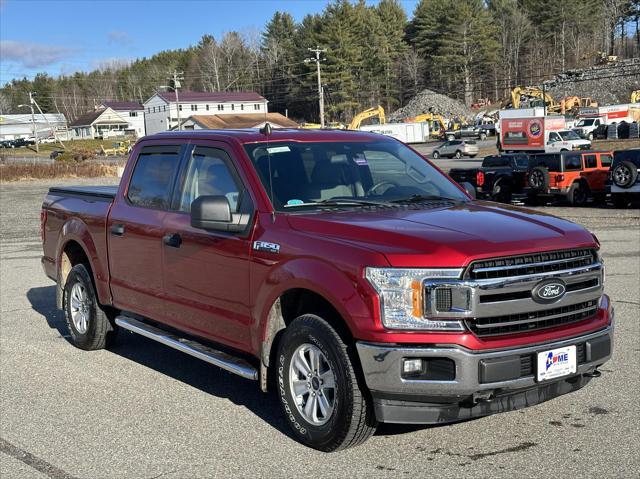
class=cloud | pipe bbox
[0,40,74,68]
[107,31,133,46]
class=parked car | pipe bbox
[608,149,640,208]
[525,150,612,205]
[0,139,14,148]
[572,117,606,141]
[431,140,479,159]
[41,129,613,451]
[445,126,489,141]
[449,153,529,203]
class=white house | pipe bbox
[100,101,145,137]
[70,103,144,139]
[0,113,67,140]
[143,91,268,135]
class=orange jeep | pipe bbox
[525,151,613,205]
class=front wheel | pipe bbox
[587,132,594,141]
[567,182,589,206]
[277,314,377,451]
[454,150,462,159]
[432,150,440,159]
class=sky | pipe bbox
[0,0,420,85]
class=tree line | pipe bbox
[1,0,638,123]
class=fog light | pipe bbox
[403,358,423,375]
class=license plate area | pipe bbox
[537,345,577,382]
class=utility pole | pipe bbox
[32,93,65,149]
[306,47,327,128]
[29,92,39,154]
[172,70,184,131]
[162,71,184,131]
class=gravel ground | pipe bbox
[1,178,638,479]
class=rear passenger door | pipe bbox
[161,143,256,351]
[108,144,183,321]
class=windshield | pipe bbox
[558,130,581,141]
[576,119,595,127]
[243,140,468,210]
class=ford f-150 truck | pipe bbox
[41,128,613,452]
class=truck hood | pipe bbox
[286,201,596,268]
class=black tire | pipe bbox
[612,193,630,208]
[567,182,589,206]
[612,161,638,189]
[63,264,117,350]
[454,150,462,159]
[528,166,549,191]
[277,314,377,451]
[432,150,440,159]
[479,133,487,141]
[493,180,513,203]
[587,132,594,141]
[469,154,477,158]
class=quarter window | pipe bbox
[585,154,597,168]
[178,147,242,213]
[600,154,612,167]
[564,154,582,170]
[127,147,181,209]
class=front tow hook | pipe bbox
[583,369,602,378]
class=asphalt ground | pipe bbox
[1,177,638,479]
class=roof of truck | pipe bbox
[146,128,390,144]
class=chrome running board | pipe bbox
[115,316,258,380]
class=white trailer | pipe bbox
[359,122,430,144]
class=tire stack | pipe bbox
[629,122,639,140]
[607,124,618,140]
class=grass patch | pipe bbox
[0,161,124,182]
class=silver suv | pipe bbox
[432,140,479,159]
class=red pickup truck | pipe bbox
[41,129,613,451]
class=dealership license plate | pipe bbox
[537,346,577,382]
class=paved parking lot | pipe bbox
[1,178,638,478]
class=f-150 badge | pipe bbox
[253,241,280,254]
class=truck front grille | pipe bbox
[467,300,599,337]
[467,249,597,280]
[460,249,603,338]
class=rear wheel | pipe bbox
[479,133,487,141]
[493,180,513,203]
[567,182,589,206]
[277,314,377,451]
[63,264,117,350]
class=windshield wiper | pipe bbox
[389,194,461,204]
[283,198,388,208]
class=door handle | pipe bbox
[163,233,182,248]
[110,224,125,236]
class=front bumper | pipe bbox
[356,312,613,424]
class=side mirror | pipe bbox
[461,181,476,199]
[191,195,244,232]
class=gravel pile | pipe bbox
[541,58,640,105]
[389,89,474,121]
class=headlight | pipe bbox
[365,267,467,331]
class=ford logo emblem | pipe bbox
[532,279,567,304]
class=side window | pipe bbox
[127,146,181,209]
[585,154,597,168]
[600,154,612,167]
[178,147,243,213]
[549,133,561,142]
[564,154,582,171]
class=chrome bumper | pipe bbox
[356,317,613,423]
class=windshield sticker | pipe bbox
[354,154,368,165]
[266,146,291,154]
[286,199,304,206]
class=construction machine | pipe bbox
[506,86,560,113]
[560,96,598,114]
[348,106,385,130]
[99,140,132,156]
[403,112,454,139]
[632,90,640,103]
[582,51,618,65]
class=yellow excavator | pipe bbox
[98,140,132,156]
[582,51,618,65]
[348,106,385,130]
[560,96,598,114]
[631,90,640,103]
[506,86,560,113]
[404,112,454,139]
